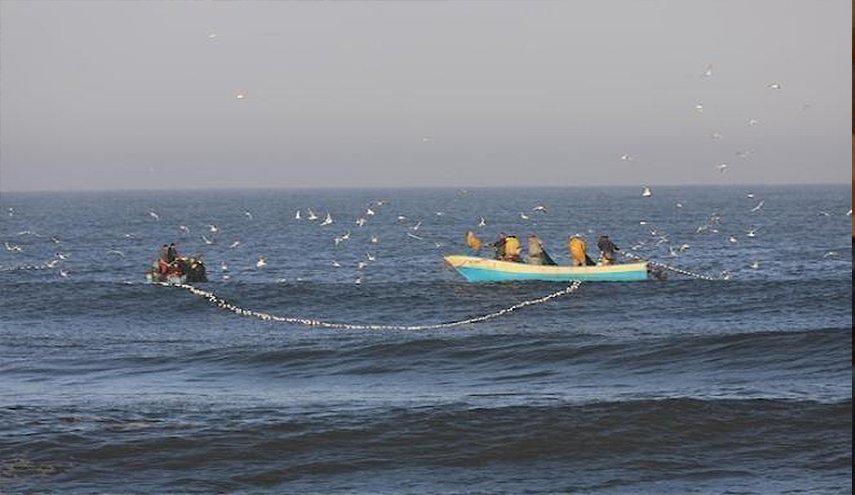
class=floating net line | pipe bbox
[622,252,726,281]
[164,281,584,330]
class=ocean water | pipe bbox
[0,185,851,494]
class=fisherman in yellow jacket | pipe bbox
[464,230,482,253]
[502,235,522,262]
[568,235,594,267]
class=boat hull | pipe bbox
[444,255,649,283]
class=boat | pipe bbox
[444,255,649,283]
[145,255,208,284]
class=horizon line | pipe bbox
[0,181,850,195]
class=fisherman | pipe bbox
[568,235,595,267]
[158,244,170,274]
[503,235,522,262]
[597,235,620,265]
[489,233,508,260]
[527,234,557,266]
[465,230,482,253]
[166,243,178,263]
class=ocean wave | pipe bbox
[1,398,850,493]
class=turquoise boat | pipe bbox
[444,255,649,283]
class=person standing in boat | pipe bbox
[527,234,557,266]
[502,235,523,262]
[568,235,595,267]
[489,233,508,260]
[597,235,620,265]
[158,244,170,274]
[166,243,179,263]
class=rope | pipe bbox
[163,281,583,330]
[622,252,726,281]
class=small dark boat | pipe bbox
[146,256,207,284]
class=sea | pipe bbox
[0,185,851,494]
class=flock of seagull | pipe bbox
[2,188,850,283]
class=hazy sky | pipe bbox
[0,0,850,191]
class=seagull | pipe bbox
[531,205,548,213]
[208,224,220,233]
[366,253,376,261]
[148,211,160,221]
[365,207,376,216]
[370,235,379,244]
[307,209,318,221]
[411,221,422,231]
[478,216,486,227]
[320,213,333,226]
[229,240,241,249]
[747,118,760,127]
[355,217,367,227]
[750,261,760,269]
[221,261,229,272]
[750,201,765,213]
[45,259,60,268]
[256,256,267,268]
[55,252,69,260]
[295,210,302,220]
[823,251,839,258]
[737,151,753,159]
[746,193,755,198]
[179,225,191,234]
[620,154,635,162]
[846,209,852,217]
[435,211,444,216]
[340,231,351,241]
[4,242,22,252]
[235,93,246,100]
[356,261,367,270]
[711,131,723,140]
[7,208,13,217]
[695,103,704,113]
[702,64,713,77]
[675,203,683,209]
[106,249,125,257]
[818,211,831,217]
[244,211,253,220]
[519,212,530,220]
[639,221,649,225]
[354,276,362,285]
[768,82,781,90]
[201,235,214,245]
[746,227,759,238]
[729,235,739,244]
[641,186,652,198]
[397,215,408,222]
[407,233,424,240]
[59,270,69,278]
[716,163,728,174]
[50,236,62,244]
[331,260,341,268]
